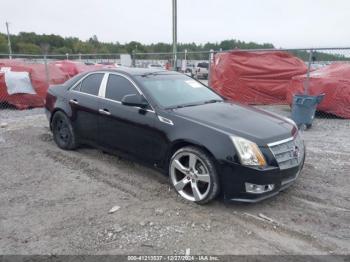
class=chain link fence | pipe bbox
[0,53,123,112]
[1,48,350,124]
[132,48,350,122]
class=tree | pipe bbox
[88,35,99,47]
[51,46,73,54]
[125,41,145,54]
[16,42,41,54]
[0,31,347,62]
[73,41,93,54]
[0,35,8,53]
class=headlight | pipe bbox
[230,136,266,167]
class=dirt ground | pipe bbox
[0,105,349,255]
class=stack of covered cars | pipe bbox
[210,51,308,105]
[0,60,69,109]
[286,63,350,118]
[0,59,114,109]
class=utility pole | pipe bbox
[172,0,177,71]
[5,22,13,59]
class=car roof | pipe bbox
[96,67,181,77]
[64,68,184,87]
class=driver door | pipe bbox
[98,73,158,163]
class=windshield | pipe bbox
[137,74,223,108]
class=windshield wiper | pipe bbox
[167,103,202,110]
[167,100,223,110]
[203,99,223,104]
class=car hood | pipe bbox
[171,102,296,146]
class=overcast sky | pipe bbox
[1,0,349,48]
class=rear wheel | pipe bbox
[52,111,77,150]
[169,146,219,204]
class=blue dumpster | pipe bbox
[291,94,325,128]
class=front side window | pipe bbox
[105,74,138,101]
[137,74,222,108]
[78,73,104,95]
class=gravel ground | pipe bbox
[0,105,349,255]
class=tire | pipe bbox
[51,111,77,150]
[169,146,220,204]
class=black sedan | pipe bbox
[45,68,305,204]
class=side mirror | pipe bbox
[121,94,148,108]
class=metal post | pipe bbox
[44,54,50,85]
[66,53,69,60]
[208,49,214,85]
[172,0,177,71]
[5,22,13,59]
[41,43,50,85]
[304,49,313,95]
[132,50,136,67]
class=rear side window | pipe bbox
[105,74,138,101]
[197,63,208,69]
[78,73,104,95]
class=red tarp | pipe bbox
[0,59,116,109]
[210,51,308,104]
[51,60,117,77]
[286,63,350,118]
[0,60,69,109]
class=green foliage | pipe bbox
[51,46,73,54]
[0,31,347,61]
[0,35,8,53]
[72,41,94,54]
[290,50,347,62]
[16,42,41,54]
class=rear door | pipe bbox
[67,73,105,142]
[98,73,159,163]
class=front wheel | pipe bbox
[169,146,220,204]
[52,111,77,150]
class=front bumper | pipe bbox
[197,73,208,79]
[220,152,305,203]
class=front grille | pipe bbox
[268,134,304,170]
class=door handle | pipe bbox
[69,99,79,105]
[99,109,111,115]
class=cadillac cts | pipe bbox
[45,68,305,204]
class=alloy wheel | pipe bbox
[170,152,211,202]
